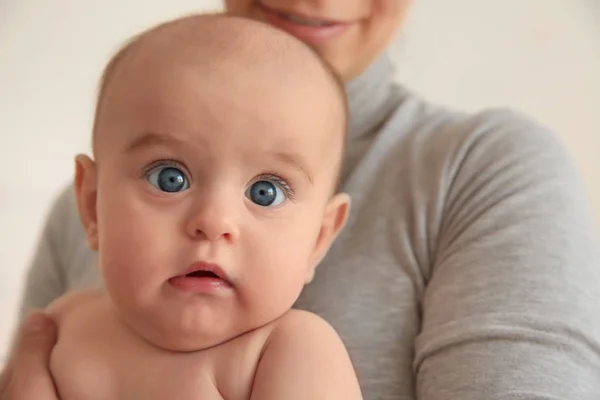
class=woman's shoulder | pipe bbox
[44,182,86,250]
[380,90,572,183]
[46,182,78,225]
[393,88,562,155]
[39,181,96,286]
[438,106,565,162]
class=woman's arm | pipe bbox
[416,110,600,399]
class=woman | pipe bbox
[3,1,600,399]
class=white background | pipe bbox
[1,0,599,360]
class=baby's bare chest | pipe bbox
[50,301,265,400]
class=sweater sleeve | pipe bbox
[415,110,600,399]
[18,184,76,318]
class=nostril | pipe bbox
[190,229,232,242]
[191,228,209,240]
[186,216,235,241]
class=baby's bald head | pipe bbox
[77,16,351,346]
[92,14,347,186]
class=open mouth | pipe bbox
[183,263,229,282]
[186,270,220,279]
[168,261,233,292]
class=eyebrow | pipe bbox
[273,151,313,185]
[124,132,313,184]
[123,132,185,153]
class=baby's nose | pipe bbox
[185,198,238,243]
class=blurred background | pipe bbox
[1,0,599,361]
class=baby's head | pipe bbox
[75,13,350,351]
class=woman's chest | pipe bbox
[295,176,430,399]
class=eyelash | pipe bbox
[254,173,296,201]
[141,161,296,200]
[142,159,188,179]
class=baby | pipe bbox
[47,13,361,400]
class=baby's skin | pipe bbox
[47,14,360,400]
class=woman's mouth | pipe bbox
[258,4,351,45]
[276,12,335,27]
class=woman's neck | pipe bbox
[344,53,397,141]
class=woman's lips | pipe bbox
[258,4,351,45]
[169,262,233,293]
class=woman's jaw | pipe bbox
[224,0,412,81]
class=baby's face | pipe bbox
[89,30,347,350]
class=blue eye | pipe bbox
[245,180,286,207]
[147,166,190,193]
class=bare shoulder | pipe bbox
[250,310,362,400]
[269,309,341,341]
[45,287,106,323]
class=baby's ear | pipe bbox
[306,193,351,283]
[74,154,99,250]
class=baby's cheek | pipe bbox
[252,219,319,291]
[96,189,178,298]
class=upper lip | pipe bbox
[181,261,231,283]
[259,3,345,25]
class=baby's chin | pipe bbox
[118,308,249,352]
[140,328,237,352]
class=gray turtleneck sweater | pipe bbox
[19,55,600,399]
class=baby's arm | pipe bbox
[250,310,362,400]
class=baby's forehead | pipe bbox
[94,14,346,170]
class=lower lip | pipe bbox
[259,5,350,46]
[169,276,232,293]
